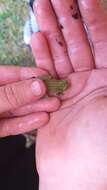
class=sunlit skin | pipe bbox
[30,0,107,189]
[0,66,60,137]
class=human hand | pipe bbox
[31,0,107,189]
[0,65,60,137]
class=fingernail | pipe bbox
[31,81,42,96]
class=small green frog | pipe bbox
[39,75,69,95]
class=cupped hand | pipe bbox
[31,0,107,189]
[0,66,60,137]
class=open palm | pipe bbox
[31,0,107,189]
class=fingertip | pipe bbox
[31,79,47,97]
[30,32,47,50]
[39,112,50,127]
[51,97,61,111]
[29,112,49,130]
[35,112,50,129]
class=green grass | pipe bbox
[0,0,34,66]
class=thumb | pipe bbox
[0,78,46,113]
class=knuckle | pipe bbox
[3,84,21,109]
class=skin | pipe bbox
[30,0,107,189]
[0,66,60,137]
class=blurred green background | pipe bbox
[0,0,34,65]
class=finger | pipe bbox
[0,78,46,113]
[34,0,73,78]
[0,65,48,85]
[0,112,49,137]
[0,97,61,118]
[79,0,107,68]
[50,0,94,71]
[30,32,56,77]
